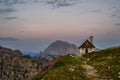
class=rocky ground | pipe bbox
[0,46,60,80]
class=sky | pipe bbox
[0,0,120,53]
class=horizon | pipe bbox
[0,37,119,52]
[0,0,120,53]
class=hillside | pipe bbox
[33,46,120,80]
[33,54,88,80]
[82,46,120,79]
[37,40,79,60]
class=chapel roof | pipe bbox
[79,40,95,48]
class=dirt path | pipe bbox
[82,64,99,80]
[76,54,99,79]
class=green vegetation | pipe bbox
[83,47,120,80]
[33,54,87,80]
[33,46,120,80]
[32,74,43,80]
[42,55,87,80]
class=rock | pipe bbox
[14,50,23,56]
[0,46,22,56]
[37,40,79,60]
[0,46,60,80]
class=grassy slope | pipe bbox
[83,47,120,79]
[42,55,88,80]
[33,47,120,80]
[33,55,88,80]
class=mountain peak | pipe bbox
[37,40,79,60]
[55,40,67,43]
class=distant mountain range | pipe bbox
[0,37,19,41]
[36,40,79,60]
[22,51,38,57]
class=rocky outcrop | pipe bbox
[0,46,22,56]
[0,46,60,80]
[37,40,79,60]
[0,56,60,80]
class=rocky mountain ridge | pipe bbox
[0,46,60,80]
[0,46,22,56]
[37,40,79,60]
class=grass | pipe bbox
[33,54,88,80]
[42,55,87,80]
[32,74,43,80]
[33,46,120,80]
[83,47,120,79]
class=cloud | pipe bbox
[0,37,19,41]
[0,8,16,14]
[91,9,102,13]
[0,0,82,8]
[114,23,120,26]
[118,16,120,18]
[111,9,120,19]
[0,0,27,6]
[42,0,82,8]
[4,16,17,20]
[0,8,17,20]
